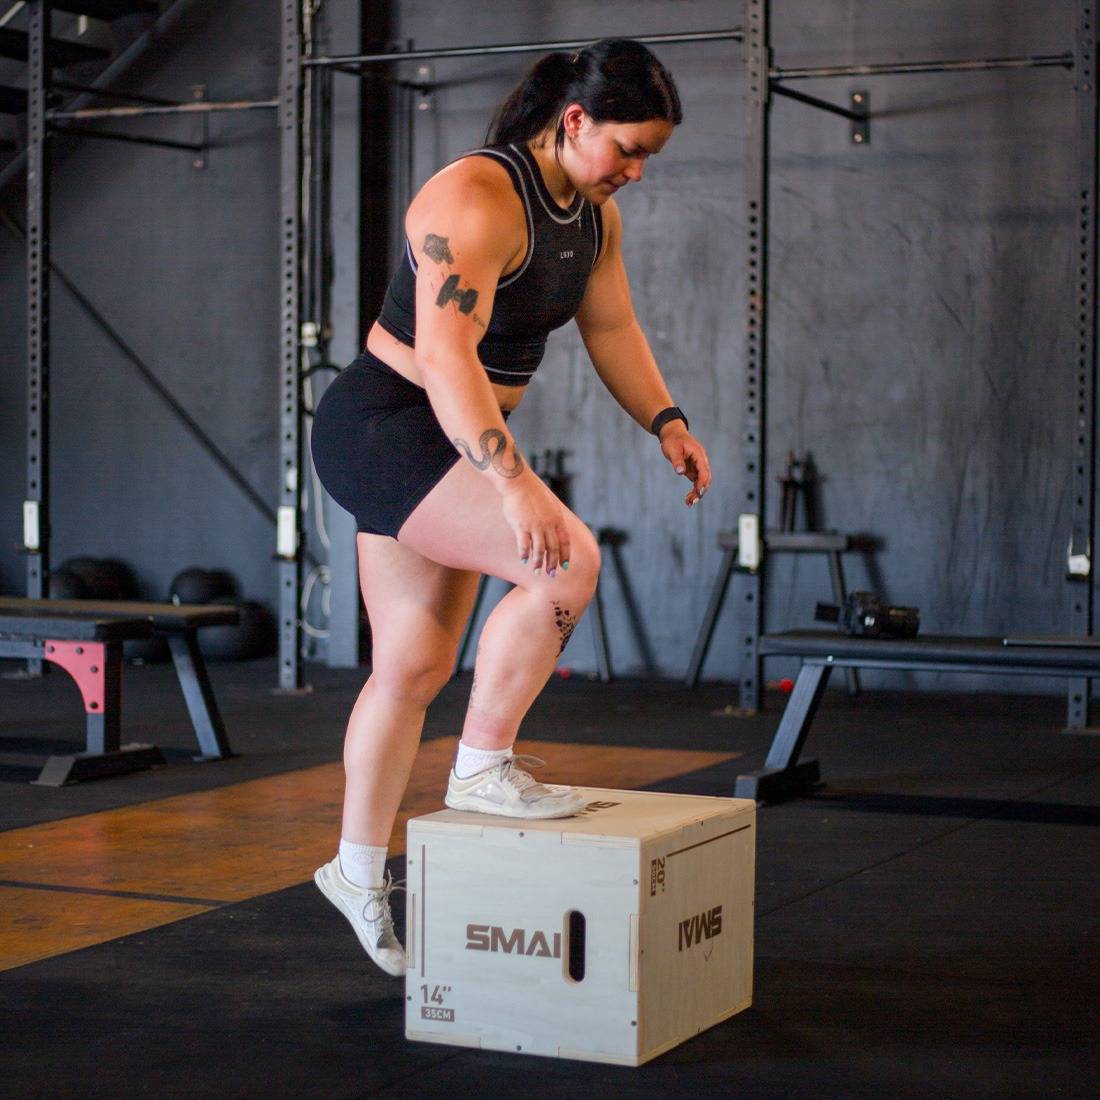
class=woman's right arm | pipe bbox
[407,166,572,574]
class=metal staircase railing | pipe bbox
[0,0,198,187]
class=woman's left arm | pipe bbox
[575,197,712,506]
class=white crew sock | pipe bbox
[454,742,512,779]
[338,839,387,890]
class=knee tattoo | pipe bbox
[552,601,578,656]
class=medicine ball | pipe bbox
[170,567,237,606]
[57,556,137,601]
[48,567,90,600]
[206,570,239,601]
[199,599,277,661]
[87,558,140,602]
[57,556,102,597]
[97,559,139,600]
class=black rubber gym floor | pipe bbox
[2,658,1098,1098]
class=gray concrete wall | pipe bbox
[0,0,1090,696]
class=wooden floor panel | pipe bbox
[0,739,737,970]
[0,886,211,971]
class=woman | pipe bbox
[310,38,712,976]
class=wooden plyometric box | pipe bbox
[405,788,756,1066]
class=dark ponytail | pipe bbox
[486,38,682,149]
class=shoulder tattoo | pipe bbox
[423,233,454,264]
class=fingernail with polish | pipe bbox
[533,567,542,576]
[676,465,686,474]
[548,569,557,578]
[521,557,529,565]
[561,561,570,571]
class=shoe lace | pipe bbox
[362,870,406,945]
[500,753,551,795]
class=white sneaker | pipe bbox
[314,858,406,976]
[444,753,587,819]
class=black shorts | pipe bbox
[311,349,508,538]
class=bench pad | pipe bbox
[0,612,151,642]
[0,597,238,631]
[759,630,1100,672]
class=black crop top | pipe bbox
[377,142,604,386]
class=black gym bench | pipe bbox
[0,597,239,786]
[736,630,1100,804]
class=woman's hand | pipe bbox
[500,471,573,576]
[660,424,712,507]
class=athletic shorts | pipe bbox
[310,348,509,538]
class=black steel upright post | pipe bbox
[313,67,333,360]
[278,0,304,690]
[1071,0,1099,730]
[737,0,770,713]
[25,1,50,676]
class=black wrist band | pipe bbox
[650,406,689,436]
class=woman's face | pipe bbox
[559,106,675,203]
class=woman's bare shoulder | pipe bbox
[406,153,525,264]
[413,152,521,217]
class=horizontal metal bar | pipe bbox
[1004,636,1100,649]
[771,83,862,120]
[53,0,159,20]
[801,657,1100,678]
[51,124,204,152]
[329,61,376,78]
[0,639,43,660]
[305,28,743,69]
[52,79,182,107]
[772,52,1074,81]
[0,0,220,197]
[47,97,278,121]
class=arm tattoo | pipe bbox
[436,273,479,315]
[423,233,454,264]
[452,429,526,478]
[423,232,483,323]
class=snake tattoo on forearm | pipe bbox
[453,429,526,479]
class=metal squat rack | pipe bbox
[278,11,742,688]
[19,0,739,690]
[20,0,282,675]
[22,2,1098,714]
[736,1,1097,729]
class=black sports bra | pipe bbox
[377,142,603,386]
